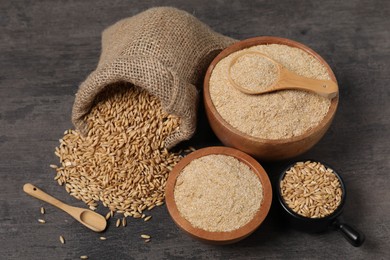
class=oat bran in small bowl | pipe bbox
[165,146,272,244]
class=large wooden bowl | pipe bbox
[165,146,272,244]
[203,37,339,161]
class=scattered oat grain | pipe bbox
[188,146,196,152]
[52,84,181,218]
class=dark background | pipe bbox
[1,0,389,259]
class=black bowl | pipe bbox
[276,160,365,247]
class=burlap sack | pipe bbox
[72,7,236,148]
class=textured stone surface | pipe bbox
[0,0,389,259]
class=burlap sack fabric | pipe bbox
[72,7,236,148]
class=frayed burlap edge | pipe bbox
[71,7,237,149]
[72,55,199,149]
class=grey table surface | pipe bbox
[1,0,389,259]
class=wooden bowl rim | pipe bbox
[165,146,272,243]
[203,36,339,145]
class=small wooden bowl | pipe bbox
[165,146,272,244]
[203,36,339,161]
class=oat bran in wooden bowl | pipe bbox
[203,36,339,161]
[165,146,272,244]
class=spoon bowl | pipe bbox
[79,210,107,232]
[23,183,107,232]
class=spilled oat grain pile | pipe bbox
[174,154,263,232]
[280,161,342,218]
[52,83,181,218]
[209,44,332,139]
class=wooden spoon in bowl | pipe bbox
[23,183,106,232]
[228,51,338,99]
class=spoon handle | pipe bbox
[277,68,338,99]
[23,183,70,212]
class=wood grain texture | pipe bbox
[203,36,339,161]
[165,147,272,245]
[0,0,389,259]
[23,183,107,232]
[226,49,339,98]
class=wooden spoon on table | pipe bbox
[23,183,107,232]
[228,51,338,99]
